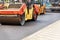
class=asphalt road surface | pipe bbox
[0,12,60,40]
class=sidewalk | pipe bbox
[22,20,60,40]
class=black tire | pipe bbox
[51,9,55,12]
[40,12,44,15]
[32,13,38,21]
[18,14,25,26]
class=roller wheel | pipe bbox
[32,13,38,21]
[40,8,45,15]
[19,14,25,26]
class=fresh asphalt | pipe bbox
[0,12,60,40]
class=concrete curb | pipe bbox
[22,20,60,40]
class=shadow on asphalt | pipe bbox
[0,20,40,27]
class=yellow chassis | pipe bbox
[25,7,33,21]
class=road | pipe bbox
[0,13,60,40]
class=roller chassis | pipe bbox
[0,3,38,26]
